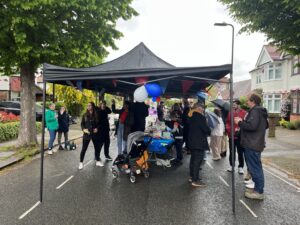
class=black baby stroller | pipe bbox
[111,131,150,183]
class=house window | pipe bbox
[266,63,282,80]
[256,75,261,84]
[263,94,281,113]
[292,56,300,75]
[291,91,300,114]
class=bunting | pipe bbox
[135,76,148,85]
[159,79,169,94]
[182,80,194,94]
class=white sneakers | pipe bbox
[244,179,255,189]
[227,167,234,172]
[227,167,244,174]
[238,167,244,175]
[47,146,58,155]
[245,182,255,189]
[96,160,104,167]
[79,160,105,170]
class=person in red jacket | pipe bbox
[225,99,247,174]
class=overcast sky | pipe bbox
[106,0,268,82]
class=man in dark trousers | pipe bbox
[98,101,113,161]
[234,93,268,200]
[187,102,211,187]
[181,98,190,154]
[226,99,247,174]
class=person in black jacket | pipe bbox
[57,106,69,150]
[181,98,190,154]
[132,101,149,132]
[98,101,113,161]
[78,102,102,170]
[165,112,183,164]
[187,102,211,187]
[234,93,268,200]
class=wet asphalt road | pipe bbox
[0,140,300,225]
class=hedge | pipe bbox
[0,122,42,143]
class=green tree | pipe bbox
[218,0,300,55]
[0,0,137,146]
[47,84,97,117]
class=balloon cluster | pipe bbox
[134,83,162,102]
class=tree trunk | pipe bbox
[17,64,37,146]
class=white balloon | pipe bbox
[134,86,148,102]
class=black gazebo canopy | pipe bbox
[43,42,231,96]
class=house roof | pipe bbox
[252,45,283,71]
[264,45,282,61]
[43,42,231,96]
[233,79,251,98]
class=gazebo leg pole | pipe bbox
[40,79,46,202]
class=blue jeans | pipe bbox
[244,148,264,194]
[48,129,57,149]
[117,123,127,155]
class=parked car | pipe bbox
[0,101,43,121]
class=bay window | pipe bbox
[263,94,281,113]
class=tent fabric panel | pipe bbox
[44,64,231,81]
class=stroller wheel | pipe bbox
[129,175,136,183]
[112,169,118,179]
[144,171,150,179]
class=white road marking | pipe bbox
[240,199,258,218]
[56,175,74,190]
[219,176,230,187]
[84,160,93,168]
[206,161,214,169]
[19,201,40,220]
[264,168,300,191]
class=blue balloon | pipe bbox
[152,97,156,102]
[145,83,162,97]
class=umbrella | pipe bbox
[211,99,230,111]
[205,109,219,129]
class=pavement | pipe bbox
[263,127,300,185]
[0,124,83,169]
[0,129,300,225]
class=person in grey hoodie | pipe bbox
[234,93,268,200]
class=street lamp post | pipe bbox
[214,22,236,214]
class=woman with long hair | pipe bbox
[57,106,69,150]
[112,100,134,156]
[79,102,102,170]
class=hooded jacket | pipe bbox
[187,109,211,150]
[57,111,69,133]
[238,106,268,152]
